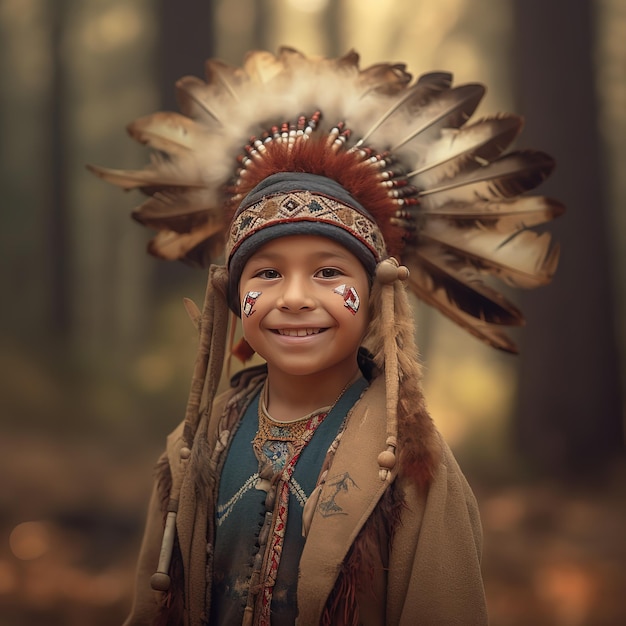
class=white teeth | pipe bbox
[277,328,321,337]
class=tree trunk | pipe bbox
[511,0,623,476]
[155,0,217,291]
[48,0,70,338]
[159,0,216,110]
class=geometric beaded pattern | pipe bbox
[226,190,387,262]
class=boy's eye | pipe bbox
[256,269,281,279]
[316,267,342,278]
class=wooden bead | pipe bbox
[150,572,171,591]
[375,259,400,284]
[397,265,410,281]
[377,450,396,470]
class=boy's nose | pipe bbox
[276,277,316,311]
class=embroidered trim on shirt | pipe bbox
[216,473,260,526]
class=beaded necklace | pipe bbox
[246,378,356,625]
[252,383,331,473]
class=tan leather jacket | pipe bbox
[124,371,487,625]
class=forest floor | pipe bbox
[0,430,625,626]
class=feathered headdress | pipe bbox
[89,47,563,354]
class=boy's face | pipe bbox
[238,235,370,379]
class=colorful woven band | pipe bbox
[226,190,387,264]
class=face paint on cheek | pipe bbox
[333,284,360,315]
[242,291,262,317]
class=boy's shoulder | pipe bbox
[164,362,269,448]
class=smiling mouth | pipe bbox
[274,328,325,337]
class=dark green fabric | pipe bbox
[210,377,368,625]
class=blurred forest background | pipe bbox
[0,0,625,624]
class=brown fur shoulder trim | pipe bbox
[364,277,442,489]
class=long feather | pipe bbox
[127,112,207,155]
[390,84,485,152]
[355,62,412,96]
[418,196,565,232]
[329,48,361,71]
[406,246,524,325]
[276,46,308,65]
[241,50,291,86]
[420,221,560,288]
[406,261,520,353]
[131,188,222,232]
[418,150,555,208]
[175,76,226,126]
[356,73,453,146]
[87,155,206,191]
[415,71,453,89]
[147,222,222,261]
[86,163,158,190]
[274,46,322,79]
[205,58,246,98]
[408,114,523,186]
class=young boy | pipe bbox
[91,48,561,625]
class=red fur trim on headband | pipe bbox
[226,139,405,257]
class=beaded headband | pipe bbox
[226,173,388,313]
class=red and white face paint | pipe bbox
[237,236,370,380]
[242,291,262,317]
[333,284,360,315]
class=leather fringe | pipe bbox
[321,482,405,625]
